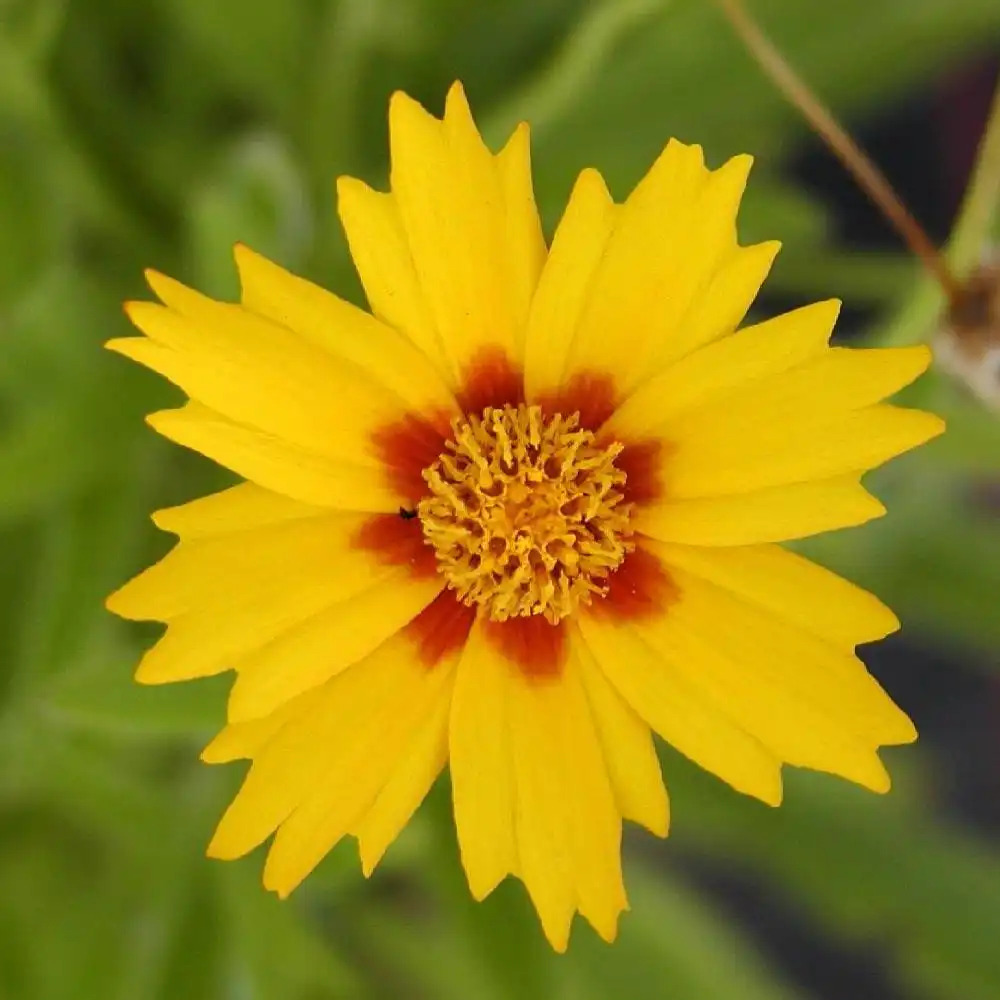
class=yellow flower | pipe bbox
[107,82,943,951]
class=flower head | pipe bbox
[107,83,943,950]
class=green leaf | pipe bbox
[158,0,311,123]
[39,655,230,739]
[375,782,559,1000]
[216,863,364,999]
[798,460,1000,653]
[0,120,62,303]
[559,863,804,1000]
[187,133,311,299]
[908,370,1000,475]
[0,406,107,522]
[668,758,1000,1000]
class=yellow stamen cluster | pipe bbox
[418,404,633,623]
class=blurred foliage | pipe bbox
[1,0,999,998]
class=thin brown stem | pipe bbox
[715,0,963,305]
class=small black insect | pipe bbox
[398,506,419,520]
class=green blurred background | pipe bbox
[2,0,1000,997]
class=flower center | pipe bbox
[418,404,634,623]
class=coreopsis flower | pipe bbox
[107,82,942,950]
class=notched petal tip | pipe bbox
[573,165,613,202]
[444,79,471,115]
[587,910,624,947]
[143,269,200,313]
[389,87,439,129]
[898,343,935,383]
[231,241,276,299]
[357,827,403,879]
[122,299,172,336]
[335,174,379,216]
[913,341,934,368]
[120,300,146,325]
[358,849,379,879]
[761,773,784,808]
[506,119,532,143]
[867,687,918,748]
[890,713,918,748]
[863,756,893,795]
[104,585,133,619]
[226,678,266,725]
[133,656,175,687]
[105,569,169,624]
[463,864,508,903]
[143,266,168,291]
[722,151,755,176]
[706,151,755,214]
[144,408,174,433]
[861,596,901,643]
[199,737,229,765]
[388,89,449,175]
[536,910,573,954]
[149,507,181,535]
[104,335,142,357]
[118,298,138,322]
[205,828,247,862]
[231,241,255,275]
[646,807,671,839]
[815,297,844,327]
[909,408,947,442]
[664,136,705,162]
[730,239,783,298]
[262,850,308,899]
[442,79,493,160]
[334,173,364,196]
[752,238,783,261]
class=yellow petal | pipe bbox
[577,613,783,806]
[448,618,519,900]
[658,342,935,479]
[208,631,453,871]
[152,483,325,540]
[115,290,401,464]
[607,299,841,440]
[386,83,522,381]
[657,154,757,358]
[507,653,627,951]
[226,570,442,722]
[648,539,899,647]
[232,244,459,419]
[523,168,617,402]
[260,645,456,896]
[646,240,780,372]
[665,344,932,435]
[495,120,547,353]
[635,476,885,546]
[632,567,915,787]
[336,178,445,371]
[352,687,451,876]
[108,511,387,623]
[147,402,399,511]
[566,140,707,393]
[667,403,944,499]
[561,145,762,398]
[109,514,427,687]
[201,689,317,763]
[576,638,669,837]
